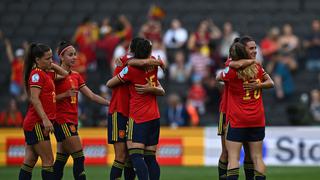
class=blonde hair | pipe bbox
[237,64,258,81]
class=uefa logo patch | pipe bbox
[31,73,40,82]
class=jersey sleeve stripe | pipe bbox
[117,75,125,83]
[79,84,86,89]
[30,85,42,89]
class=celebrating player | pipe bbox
[107,39,165,180]
[217,40,274,180]
[53,41,109,180]
[19,43,68,180]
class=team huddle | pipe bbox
[19,36,273,180]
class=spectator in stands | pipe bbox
[72,16,98,66]
[151,40,167,83]
[169,51,192,96]
[260,27,281,73]
[3,37,27,100]
[219,22,239,60]
[304,19,320,71]
[188,20,211,54]
[139,19,162,42]
[310,89,320,123]
[189,43,211,81]
[166,93,189,128]
[163,18,188,50]
[279,23,299,54]
[187,75,207,115]
[0,98,23,127]
[115,15,133,48]
[169,51,192,85]
[99,17,112,38]
[273,50,297,100]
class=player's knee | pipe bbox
[24,156,38,167]
[40,156,54,166]
[220,150,228,161]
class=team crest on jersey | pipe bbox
[119,130,125,138]
[69,124,76,133]
[119,66,128,78]
[31,73,40,82]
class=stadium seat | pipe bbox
[1,13,21,26]
[21,13,43,26]
[45,14,67,26]
[51,1,74,12]
[7,2,29,13]
[15,26,36,40]
[74,2,96,13]
[29,1,52,12]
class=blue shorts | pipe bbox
[108,112,128,144]
[226,123,265,142]
[217,112,227,136]
[127,118,160,146]
[24,123,50,145]
[53,122,78,142]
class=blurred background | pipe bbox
[0,0,319,178]
[1,0,320,127]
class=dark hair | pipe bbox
[229,42,250,60]
[134,39,152,59]
[57,41,73,56]
[129,37,145,54]
[239,35,255,46]
[23,43,51,93]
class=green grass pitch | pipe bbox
[1,166,318,179]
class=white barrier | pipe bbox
[204,127,320,166]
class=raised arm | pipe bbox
[80,86,109,105]
[229,59,257,69]
[4,38,14,63]
[51,63,69,79]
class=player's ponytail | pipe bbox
[23,43,51,94]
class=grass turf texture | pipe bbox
[1,166,318,179]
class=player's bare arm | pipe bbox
[51,63,69,80]
[243,73,274,91]
[106,75,123,88]
[80,85,110,105]
[134,80,165,96]
[55,88,77,101]
[229,59,258,69]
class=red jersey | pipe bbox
[55,71,85,125]
[23,68,56,131]
[117,65,160,123]
[108,53,133,117]
[220,64,266,128]
[219,59,231,113]
[11,59,24,85]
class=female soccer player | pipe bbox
[217,37,264,180]
[108,37,164,180]
[19,43,68,180]
[107,39,165,180]
[53,41,109,180]
[217,41,274,180]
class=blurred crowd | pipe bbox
[1,6,320,127]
